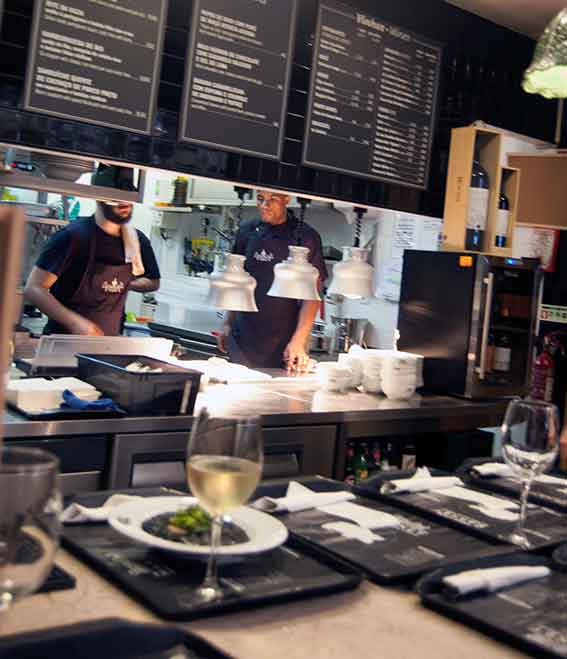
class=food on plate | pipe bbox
[142,505,249,546]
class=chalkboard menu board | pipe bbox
[24,0,167,134]
[180,0,297,160]
[303,0,441,189]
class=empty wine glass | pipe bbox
[501,398,560,549]
[186,411,263,602]
[0,447,62,611]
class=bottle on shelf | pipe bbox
[353,443,369,483]
[366,443,377,475]
[465,144,490,252]
[495,183,510,248]
[401,440,417,470]
[493,332,512,373]
[344,441,356,485]
[370,442,382,473]
[531,336,555,403]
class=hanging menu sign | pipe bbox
[180,0,297,160]
[24,0,167,134]
[303,0,441,189]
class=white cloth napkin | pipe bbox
[381,467,462,495]
[252,482,400,530]
[61,494,141,524]
[439,486,518,510]
[535,473,566,486]
[472,463,514,478]
[442,565,550,597]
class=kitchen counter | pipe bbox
[2,381,506,438]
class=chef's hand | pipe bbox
[68,315,104,336]
[284,339,310,375]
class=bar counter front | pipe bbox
[2,374,507,493]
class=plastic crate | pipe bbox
[77,354,201,415]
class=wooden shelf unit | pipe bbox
[442,126,519,256]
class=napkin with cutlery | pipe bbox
[381,467,463,495]
[252,481,400,530]
[61,494,141,524]
[442,565,550,598]
[472,462,566,486]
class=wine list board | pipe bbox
[303,0,442,189]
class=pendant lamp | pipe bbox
[328,207,374,299]
[207,253,258,312]
[523,8,567,98]
[267,198,321,301]
[206,187,258,312]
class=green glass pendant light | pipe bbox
[523,8,567,98]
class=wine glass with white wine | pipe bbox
[186,411,263,602]
[501,398,560,549]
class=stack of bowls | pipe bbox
[381,354,417,400]
[359,350,384,393]
[337,353,363,388]
[316,362,353,394]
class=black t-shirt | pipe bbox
[230,212,328,368]
[36,217,160,305]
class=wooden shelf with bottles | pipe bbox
[442,126,518,256]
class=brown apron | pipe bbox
[65,224,134,336]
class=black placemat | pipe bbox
[459,458,567,513]
[61,490,361,621]
[0,618,232,659]
[418,553,567,659]
[355,471,567,550]
[255,478,510,585]
[39,563,76,594]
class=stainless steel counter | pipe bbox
[3,380,506,439]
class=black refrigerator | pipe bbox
[397,250,543,398]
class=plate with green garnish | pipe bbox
[107,497,288,557]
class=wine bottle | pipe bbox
[493,332,512,373]
[465,146,490,251]
[495,185,510,248]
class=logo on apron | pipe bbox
[102,278,125,294]
[254,249,275,262]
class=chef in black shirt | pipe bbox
[24,171,160,336]
[217,190,327,371]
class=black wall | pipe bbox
[0,0,558,217]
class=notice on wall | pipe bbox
[513,226,560,272]
[24,0,167,134]
[180,0,296,159]
[303,0,441,189]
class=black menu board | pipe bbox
[24,0,167,134]
[303,0,441,189]
[180,0,297,160]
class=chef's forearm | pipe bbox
[291,299,320,346]
[129,277,160,293]
[224,311,235,330]
[24,283,80,331]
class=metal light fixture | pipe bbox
[328,207,374,299]
[206,187,258,312]
[267,198,321,301]
[523,8,567,98]
[207,253,259,312]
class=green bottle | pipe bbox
[353,443,369,483]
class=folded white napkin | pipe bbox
[442,565,550,597]
[472,463,514,478]
[439,486,518,510]
[61,494,141,524]
[252,482,400,530]
[535,473,566,486]
[381,467,463,495]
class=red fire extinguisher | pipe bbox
[531,336,555,402]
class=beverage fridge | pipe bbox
[397,250,543,398]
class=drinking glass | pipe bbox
[186,412,263,602]
[0,447,62,611]
[501,399,560,549]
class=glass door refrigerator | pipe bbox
[397,250,543,398]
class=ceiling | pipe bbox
[444,0,566,38]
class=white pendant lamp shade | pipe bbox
[207,253,259,312]
[267,245,321,301]
[329,247,374,299]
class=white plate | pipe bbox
[107,497,288,557]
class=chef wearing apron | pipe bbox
[24,167,160,336]
[218,191,327,371]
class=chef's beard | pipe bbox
[99,202,133,225]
